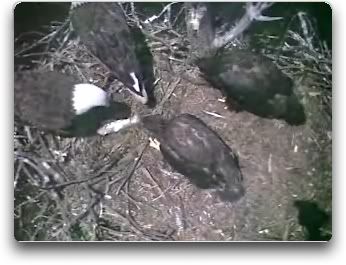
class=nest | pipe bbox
[14,3,331,241]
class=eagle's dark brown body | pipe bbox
[142,113,245,202]
[198,49,306,125]
[70,2,147,103]
[14,71,76,131]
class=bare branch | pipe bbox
[213,2,282,49]
[144,2,178,24]
[116,142,149,195]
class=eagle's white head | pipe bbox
[72,84,110,115]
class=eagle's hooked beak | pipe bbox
[129,72,148,104]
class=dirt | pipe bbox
[85,61,331,241]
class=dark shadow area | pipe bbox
[264,2,332,49]
[14,182,47,241]
[14,2,70,69]
[294,200,332,241]
[130,27,156,108]
[14,2,70,37]
[65,102,131,137]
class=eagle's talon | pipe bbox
[149,137,161,151]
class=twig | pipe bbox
[19,52,53,58]
[120,190,141,210]
[66,194,103,233]
[24,126,34,144]
[172,4,185,27]
[14,161,24,189]
[202,110,226,119]
[268,153,272,173]
[153,77,181,114]
[14,31,46,43]
[15,19,70,57]
[116,142,149,195]
[42,173,110,190]
[142,167,170,203]
[16,155,49,186]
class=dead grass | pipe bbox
[14,4,331,241]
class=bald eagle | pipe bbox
[197,49,306,125]
[142,113,245,202]
[70,2,149,104]
[14,70,131,136]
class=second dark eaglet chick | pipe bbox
[141,113,245,202]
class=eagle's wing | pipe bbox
[218,50,293,97]
[163,114,224,165]
[159,114,236,189]
[70,3,140,85]
[15,71,76,130]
